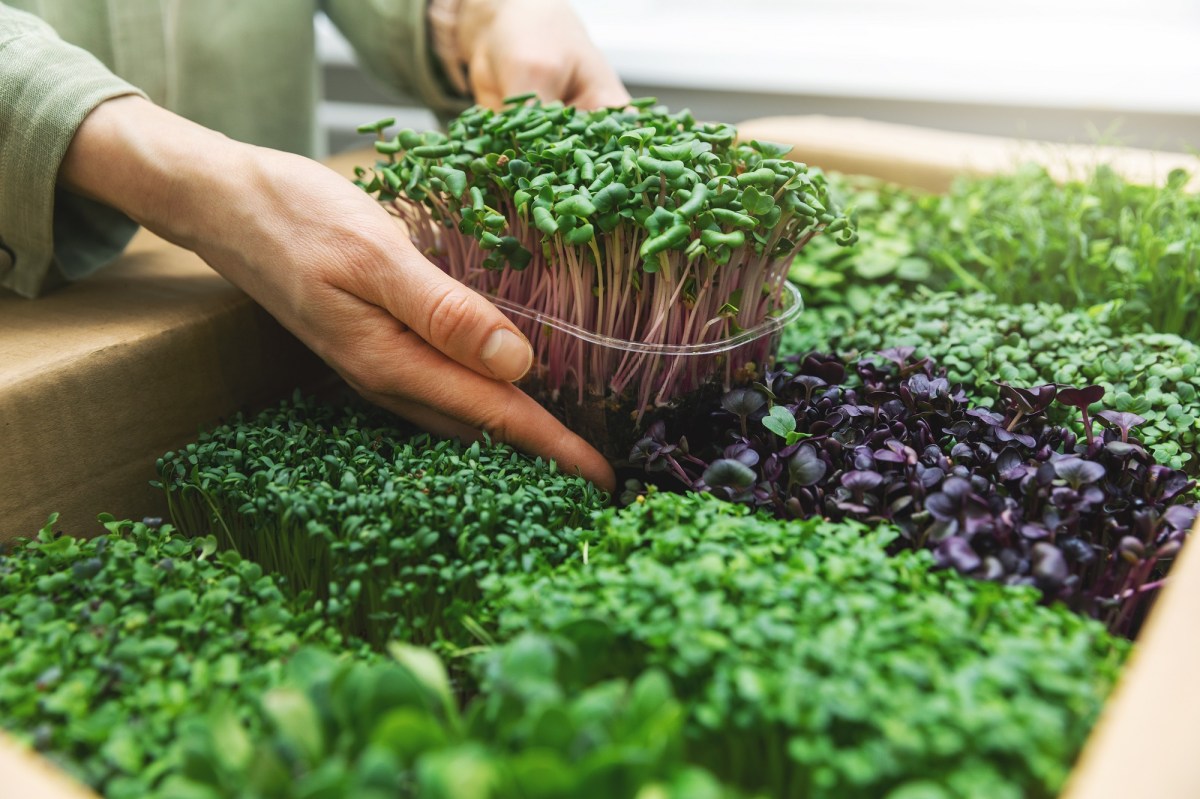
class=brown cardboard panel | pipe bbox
[1062,513,1200,799]
[736,115,1200,192]
[0,231,331,543]
[0,731,99,799]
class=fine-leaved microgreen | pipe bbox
[155,393,606,650]
[487,492,1127,799]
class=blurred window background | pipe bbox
[318,0,1198,154]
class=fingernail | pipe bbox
[480,328,532,381]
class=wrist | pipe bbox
[60,95,251,250]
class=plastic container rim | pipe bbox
[484,281,803,357]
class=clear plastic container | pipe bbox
[487,282,804,460]
[399,201,804,459]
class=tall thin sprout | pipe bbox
[356,97,856,420]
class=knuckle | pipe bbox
[423,286,482,348]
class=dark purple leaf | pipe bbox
[1019,522,1050,541]
[790,374,828,399]
[995,448,1027,482]
[993,427,1037,448]
[788,445,827,487]
[799,356,846,385]
[1059,537,1097,565]
[1053,457,1107,488]
[940,476,972,499]
[721,388,766,418]
[1056,385,1104,409]
[1096,410,1146,442]
[917,465,945,489]
[841,470,883,495]
[1031,543,1069,591]
[936,536,981,573]
[925,492,960,521]
[1104,440,1143,459]
[993,381,1058,415]
[1161,504,1197,532]
[878,346,916,367]
[724,442,760,468]
[702,459,756,490]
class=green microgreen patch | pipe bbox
[155,393,606,650]
[486,492,1128,799]
[152,636,747,799]
[791,166,1200,339]
[0,515,357,799]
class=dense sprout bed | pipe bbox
[792,166,1200,339]
[156,394,605,650]
[782,287,1200,472]
[487,492,1126,799]
[1,487,1125,799]
[0,516,359,799]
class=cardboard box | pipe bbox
[0,219,331,544]
[3,125,1198,797]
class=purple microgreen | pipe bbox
[1096,410,1147,444]
[1053,457,1108,490]
[788,445,828,487]
[702,459,757,491]
[632,352,1197,637]
[1056,385,1105,446]
[722,388,767,438]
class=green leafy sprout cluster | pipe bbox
[486,492,1127,799]
[0,515,359,799]
[155,393,605,651]
[152,636,748,799]
[356,96,854,413]
[791,165,1200,339]
[782,286,1200,471]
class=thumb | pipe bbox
[340,238,534,383]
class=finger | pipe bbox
[466,53,505,111]
[566,55,631,110]
[354,390,481,443]
[494,54,572,107]
[333,298,616,491]
[333,231,534,384]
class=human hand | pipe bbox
[60,96,616,490]
[457,0,630,110]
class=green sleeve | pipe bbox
[321,0,471,119]
[0,4,146,298]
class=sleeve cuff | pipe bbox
[0,28,146,298]
[323,0,472,121]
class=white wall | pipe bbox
[318,2,1200,154]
